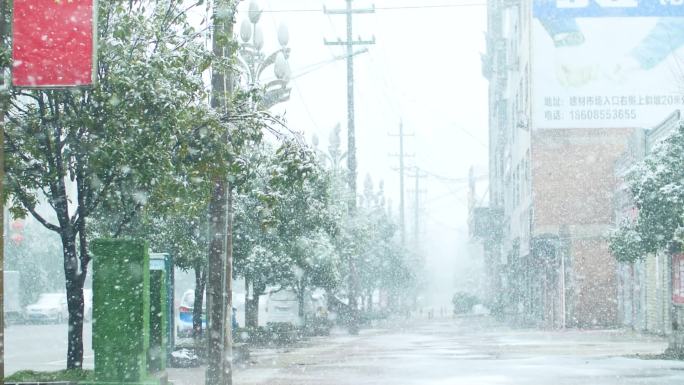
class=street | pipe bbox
[188,316,682,385]
[5,0,684,382]
[4,322,94,375]
[7,316,684,384]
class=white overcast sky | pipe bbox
[233,0,490,303]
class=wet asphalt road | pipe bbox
[6,316,684,384]
[174,316,684,385]
[4,321,94,375]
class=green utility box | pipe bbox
[91,239,151,383]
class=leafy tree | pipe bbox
[234,139,337,327]
[352,175,416,314]
[610,123,684,262]
[3,0,217,368]
[4,219,65,306]
[317,130,416,320]
[143,199,212,339]
[289,231,340,318]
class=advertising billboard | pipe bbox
[12,0,96,88]
[532,0,684,129]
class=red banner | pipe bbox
[12,0,96,87]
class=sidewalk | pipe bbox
[167,327,365,385]
[168,366,206,385]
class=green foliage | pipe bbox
[610,123,684,262]
[4,221,64,306]
[609,223,649,263]
[676,216,684,245]
[3,0,230,368]
[234,140,338,296]
[5,369,94,383]
[230,125,415,320]
[0,0,9,75]
[452,292,479,314]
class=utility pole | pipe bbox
[406,167,426,311]
[389,121,414,248]
[324,0,375,211]
[207,1,236,384]
[408,167,427,249]
[324,0,374,335]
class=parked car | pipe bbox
[25,292,68,323]
[452,292,479,315]
[177,289,206,338]
[4,271,23,324]
[304,290,332,336]
[177,289,238,338]
[265,289,303,327]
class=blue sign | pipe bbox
[150,258,165,271]
[534,0,684,17]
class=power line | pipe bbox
[422,190,463,206]
[324,6,344,59]
[456,125,488,149]
[366,50,402,117]
[424,213,465,232]
[323,0,376,335]
[291,79,323,133]
[420,168,487,183]
[389,120,414,248]
[261,3,486,13]
[261,1,322,133]
[420,183,470,205]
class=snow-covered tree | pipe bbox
[218,136,339,327]
[3,0,221,368]
[610,123,684,262]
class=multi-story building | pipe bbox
[478,0,535,324]
[615,111,681,336]
[475,0,684,328]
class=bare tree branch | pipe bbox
[6,176,61,232]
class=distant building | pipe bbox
[475,0,684,328]
[614,111,681,336]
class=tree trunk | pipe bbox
[245,282,266,327]
[348,256,359,335]
[245,279,257,328]
[297,283,305,319]
[193,263,207,339]
[62,231,85,369]
[387,289,394,312]
[250,295,260,327]
[246,281,265,329]
[206,177,227,385]
[223,186,234,384]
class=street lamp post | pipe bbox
[237,1,291,110]
[236,1,291,331]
